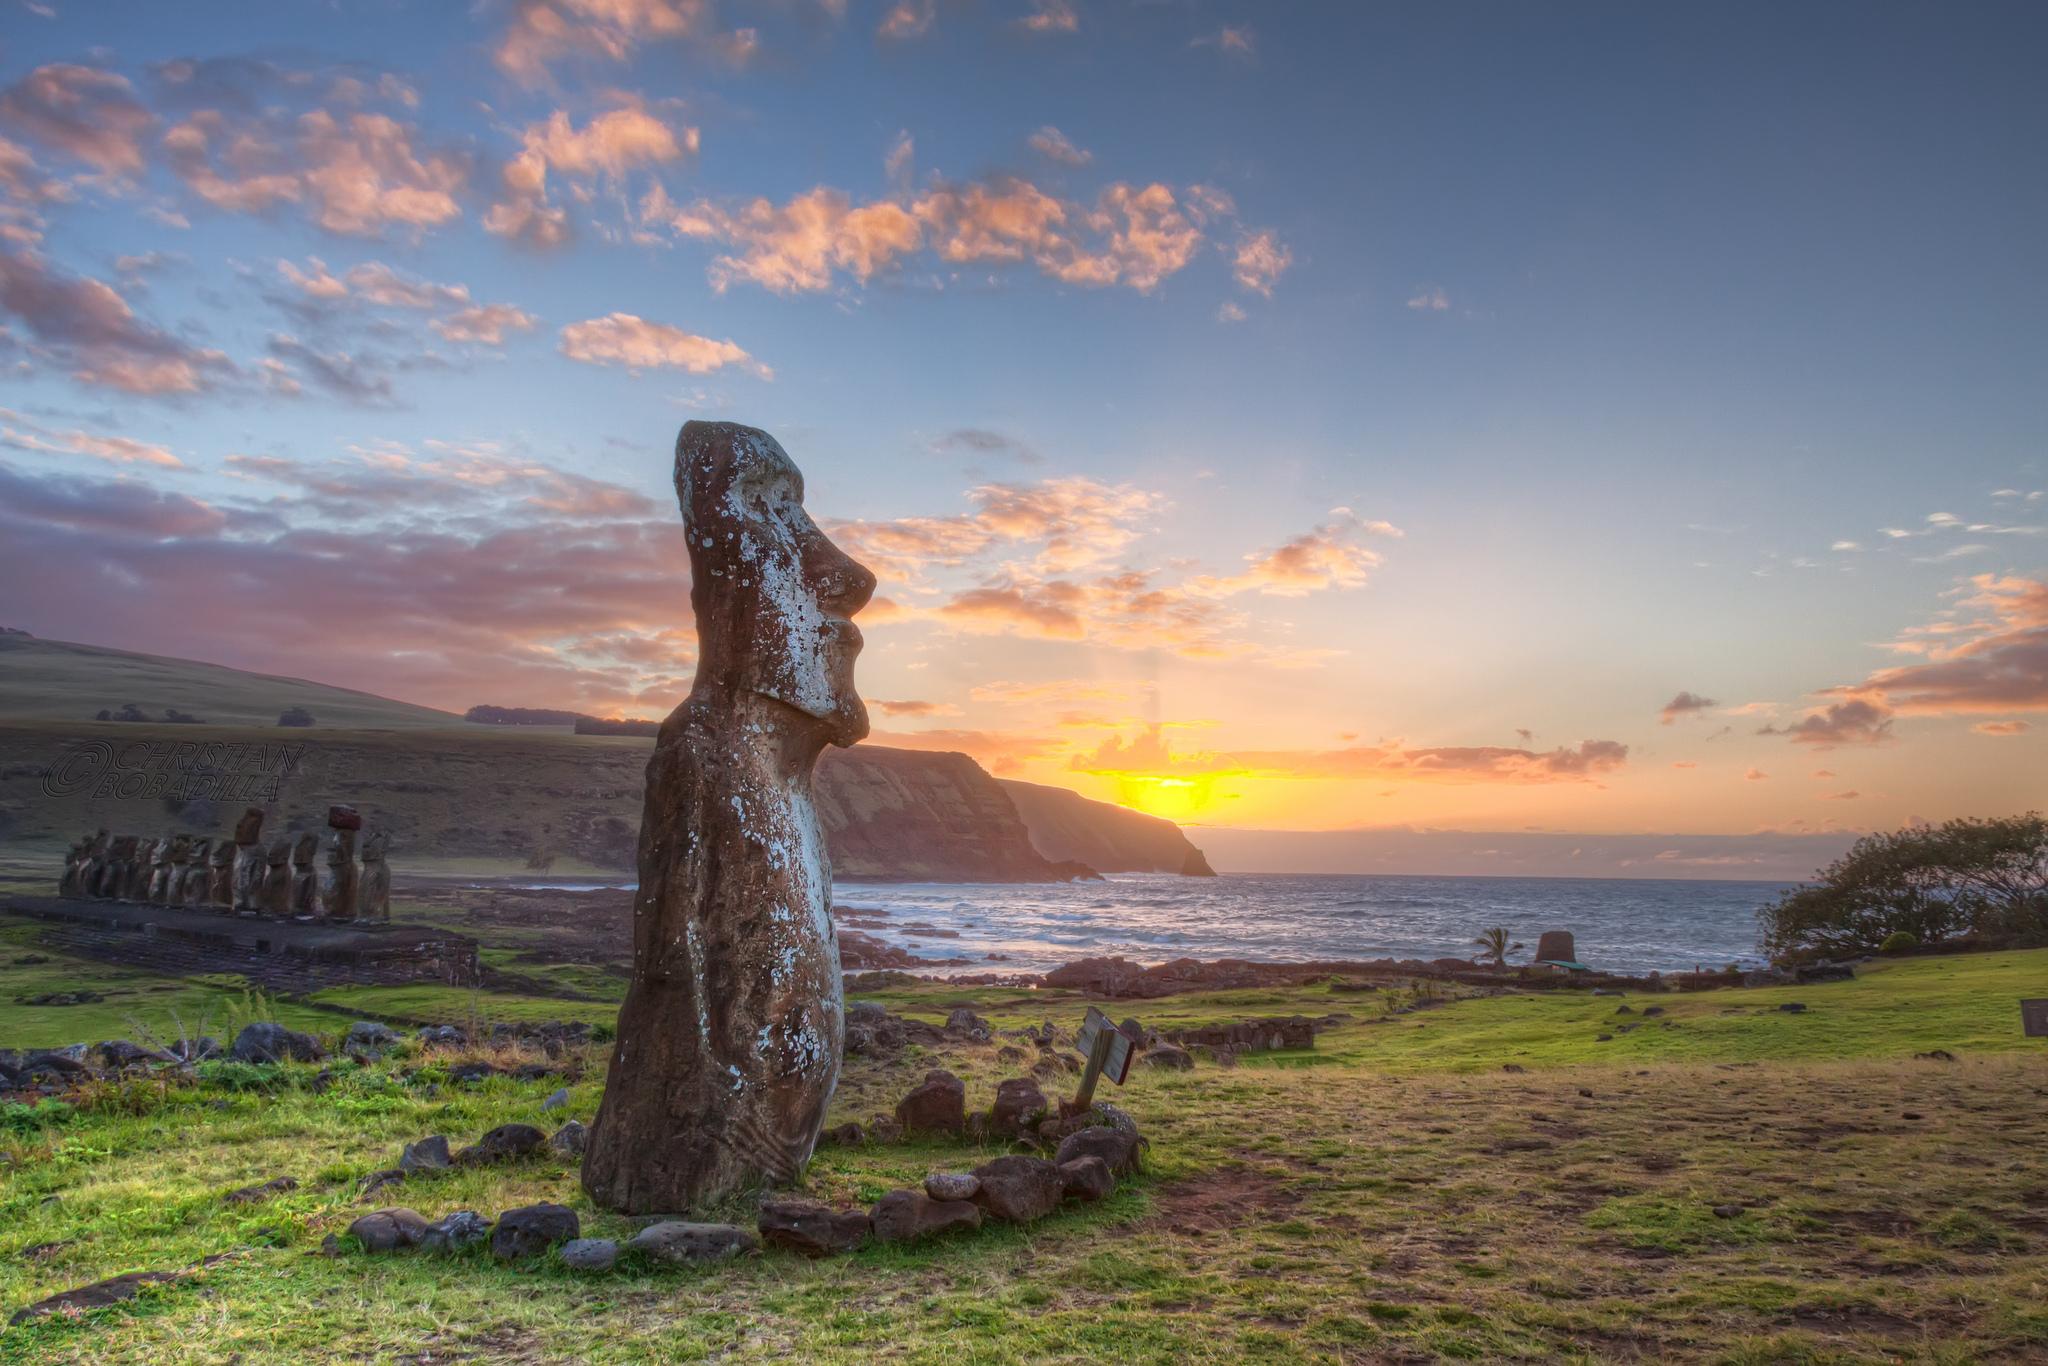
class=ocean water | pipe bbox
[829,872,1793,977]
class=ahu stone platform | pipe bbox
[0,896,480,992]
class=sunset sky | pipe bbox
[1,2,2043,863]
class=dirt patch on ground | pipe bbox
[1143,1166,1301,1234]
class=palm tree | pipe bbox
[1472,926,1523,966]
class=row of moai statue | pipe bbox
[56,804,390,924]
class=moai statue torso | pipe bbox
[288,833,320,917]
[81,830,111,900]
[57,836,86,897]
[319,806,360,923]
[180,838,214,906]
[151,835,189,905]
[102,836,139,899]
[356,830,391,923]
[231,807,267,914]
[260,838,292,915]
[207,838,236,909]
[140,837,172,903]
[119,837,151,901]
[583,422,875,1216]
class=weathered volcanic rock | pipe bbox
[491,1203,580,1260]
[224,1176,298,1205]
[1054,1126,1142,1178]
[421,1210,492,1253]
[232,1022,326,1064]
[626,1221,759,1264]
[1058,1155,1116,1202]
[400,1136,452,1172]
[455,1123,546,1165]
[991,1077,1047,1135]
[971,1155,1066,1223]
[869,1190,981,1243]
[560,1238,619,1271]
[349,1207,429,1253]
[923,1172,979,1202]
[758,1198,870,1257]
[896,1069,966,1136]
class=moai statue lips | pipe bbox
[582,422,876,1217]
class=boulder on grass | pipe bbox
[758,1198,869,1257]
[344,1021,400,1058]
[1141,1044,1193,1071]
[1058,1155,1115,1202]
[560,1238,618,1272]
[421,1210,492,1253]
[923,1172,979,1202]
[454,1123,546,1165]
[626,1221,758,1265]
[991,1077,1048,1136]
[869,1190,981,1243]
[348,1207,429,1253]
[1054,1126,1142,1178]
[895,1069,966,1137]
[491,1203,580,1260]
[232,1022,326,1064]
[549,1120,588,1157]
[224,1176,298,1205]
[399,1136,452,1173]
[971,1155,1066,1223]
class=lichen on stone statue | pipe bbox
[582,421,877,1216]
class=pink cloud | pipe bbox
[0,250,232,395]
[0,64,155,177]
[558,312,770,377]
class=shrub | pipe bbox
[1879,930,1920,955]
[1760,813,2048,959]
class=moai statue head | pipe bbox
[187,836,212,865]
[168,834,192,864]
[209,839,234,869]
[676,421,877,749]
[361,829,388,862]
[234,806,265,847]
[291,832,318,866]
[148,836,171,866]
[325,805,360,863]
[266,837,292,869]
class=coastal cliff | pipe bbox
[815,748,1089,882]
[999,778,1217,876]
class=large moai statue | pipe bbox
[583,422,875,1216]
[207,838,235,909]
[57,834,92,898]
[288,832,320,918]
[261,838,292,915]
[180,838,214,906]
[101,836,139,899]
[139,836,172,903]
[119,838,150,901]
[231,807,267,915]
[150,835,188,905]
[357,830,391,924]
[319,805,361,923]
[80,830,111,900]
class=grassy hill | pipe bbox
[0,635,461,730]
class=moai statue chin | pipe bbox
[357,830,391,924]
[319,805,361,923]
[207,837,235,910]
[231,807,267,915]
[288,833,320,918]
[582,421,875,1216]
[180,838,214,906]
[260,837,293,916]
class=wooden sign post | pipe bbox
[2022,999,2048,1039]
[1070,1006,1135,1112]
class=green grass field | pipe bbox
[0,950,2044,1362]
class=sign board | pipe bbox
[1073,1006,1135,1087]
[2022,998,2048,1039]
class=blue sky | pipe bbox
[1,0,2043,858]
